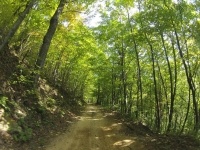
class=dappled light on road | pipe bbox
[105,134,116,138]
[113,139,135,147]
[45,105,145,150]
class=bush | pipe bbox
[13,127,32,142]
[0,96,10,111]
[10,118,33,142]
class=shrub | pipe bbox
[10,118,33,142]
[0,96,10,111]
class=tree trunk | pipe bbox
[96,83,101,105]
[111,67,116,106]
[34,0,66,83]
[126,8,143,117]
[121,37,127,114]
[0,0,36,52]
[149,43,160,132]
[145,34,161,131]
[160,32,177,132]
[172,22,199,131]
[180,89,191,134]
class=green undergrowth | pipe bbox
[0,68,84,149]
[101,104,200,150]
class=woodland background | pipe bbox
[0,0,200,147]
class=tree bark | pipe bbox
[172,22,199,131]
[126,9,143,116]
[120,36,127,114]
[35,0,66,82]
[149,42,161,132]
[35,0,66,68]
[160,32,177,132]
[180,89,191,134]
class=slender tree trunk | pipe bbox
[144,34,161,131]
[96,83,101,105]
[133,37,143,115]
[165,1,199,131]
[149,43,160,132]
[111,67,116,107]
[34,0,66,83]
[172,23,199,131]
[120,42,127,114]
[138,4,160,131]
[156,60,167,103]
[126,9,143,116]
[160,32,177,132]
[180,89,191,134]
[118,33,127,114]
[0,0,36,52]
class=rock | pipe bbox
[0,109,5,118]
[0,139,3,144]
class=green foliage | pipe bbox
[10,69,32,87]
[90,0,200,135]
[24,90,38,103]
[13,127,32,142]
[0,96,10,111]
[17,75,29,84]
[1,0,200,138]
[10,118,33,142]
[0,0,25,31]
[46,97,56,108]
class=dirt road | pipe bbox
[44,104,145,150]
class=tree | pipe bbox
[0,0,36,52]
[35,0,66,70]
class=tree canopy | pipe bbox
[1,0,200,137]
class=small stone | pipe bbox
[0,139,3,144]
[151,139,157,142]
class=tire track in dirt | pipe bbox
[44,104,145,150]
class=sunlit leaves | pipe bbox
[90,0,200,133]
[0,0,26,31]
[114,0,134,7]
[1,0,200,133]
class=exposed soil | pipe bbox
[43,104,200,150]
[44,104,145,150]
[1,104,200,150]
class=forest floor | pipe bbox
[43,104,200,150]
[1,104,200,150]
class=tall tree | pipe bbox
[34,0,66,83]
[0,0,36,52]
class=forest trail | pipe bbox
[44,104,145,150]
